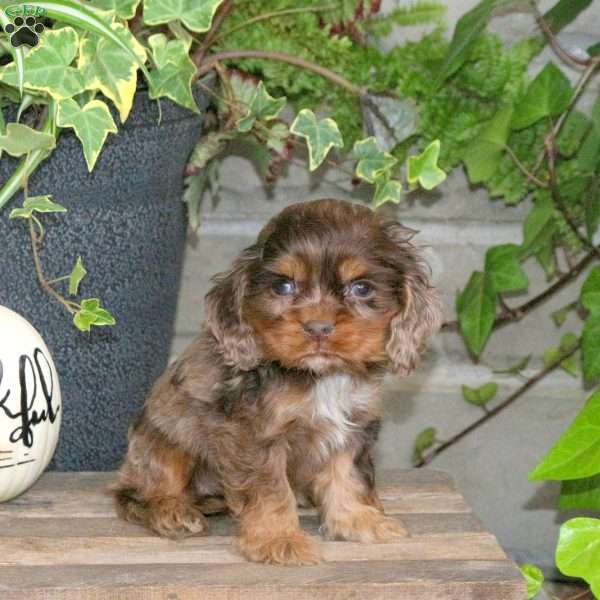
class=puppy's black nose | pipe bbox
[303,320,335,338]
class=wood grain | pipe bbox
[0,470,526,600]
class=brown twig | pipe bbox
[193,0,234,67]
[29,220,78,315]
[194,50,364,95]
[442,243,600,330]
[414,341,580,467]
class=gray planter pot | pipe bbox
[0,85,209,470]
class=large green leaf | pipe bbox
[582,266,600,314]
[520,196,557,258]
[57,98,117,171]
[463,106,513,183]
[0,123,55,157]
[352,137,397,184]
[78,23,147,122]
[583,314,600,381]
[560,474,600,511]
[407,139,446,190]
[519,564,544,599]
[236,81,286,133]
[529,388,600,481]
[0,27,84,99]
[556,111,591,157]
[143,0,224,32]
[484,244,528,293]
[93,0,141,18]
[542,0,593,34]
[147,33,197,112]
[511,63,572,130]
[290,109,343,171]
[456,271,497,357]
[555,518,600,597]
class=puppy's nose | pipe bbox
[303,320,335,338]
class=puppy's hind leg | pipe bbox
[113,421,209,539]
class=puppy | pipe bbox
[113,198,442,565]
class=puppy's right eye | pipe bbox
[272,278,296,296]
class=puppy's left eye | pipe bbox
[272,278,296,296]
[348,280,374,298]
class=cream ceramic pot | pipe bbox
[0,306,61,501]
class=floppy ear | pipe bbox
[383,222,443,376]
[204,245,262,370]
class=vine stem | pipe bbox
[193,0,234,67]
[194,49,365,96]
[442,242,600,330]
[28,220,77,315]
[414,342,581,467]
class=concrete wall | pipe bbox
[172,0,600,571]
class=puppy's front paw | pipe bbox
[324,508,408,543]
[148,498,209,539]
[237,530,321,565]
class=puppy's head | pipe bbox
[205,199,442,375]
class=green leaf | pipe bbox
[560,474,600,511]
[93,0,141,19]
[0,27,84,100]
[147,34,198,112]
[581,266,600,314]
[520,196,557,258]
[511,63,572,130]
[407,139,446,190]
[456,271,497,358]
[437,0,497,83]
[555,518,600,597]
[143,0,224,32]
[529,388,600,481]
[236,82,286,133]
[542,0,593,34]
[0,123,55,158]
[582,314,600,381]
[493,355,531,375]
[551,303,575,327]
[290,109,343,171]
[461,382,498,407]
[412,427,437,464]
[73,297,116,332]
[543,335,579,377]
[484,244,528,293]
[352,137,397,184]
[556,111,591,157]
[57,98,117,171]
[463,106,513,184]
[78,23,148,122]
[9,195,66,219]
[68,256,87,296]
[373,175,403,208]
[519,564,544,599]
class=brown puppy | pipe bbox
[114,198,442,565]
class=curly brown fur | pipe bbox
[114,198,442,564]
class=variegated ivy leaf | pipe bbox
[407,139,446,190]
[290,109,343,171]
[143,0,224,32]
[94,0,141,19]
[147,33,197,112]
[236,82,286,133]
[57,98,117,171]
[69,256,87,296]
[353,137,397,184]
[0,27,84,100]
[73,298,116,332]
[79,22,147,122]
[9,195,66,219]
[373,175,402,208]
[0,123,55,157]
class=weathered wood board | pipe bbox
[0,470,526,599]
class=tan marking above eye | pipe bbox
[271,254,309,281]
[338,256,369,283]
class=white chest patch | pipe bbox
[310,374,376,452]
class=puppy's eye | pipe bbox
[348,280,374,298]
[272,278,296,296]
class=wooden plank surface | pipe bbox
[0,470,526,600]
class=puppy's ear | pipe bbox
[383,222,443,376]
[204,245,262,370]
